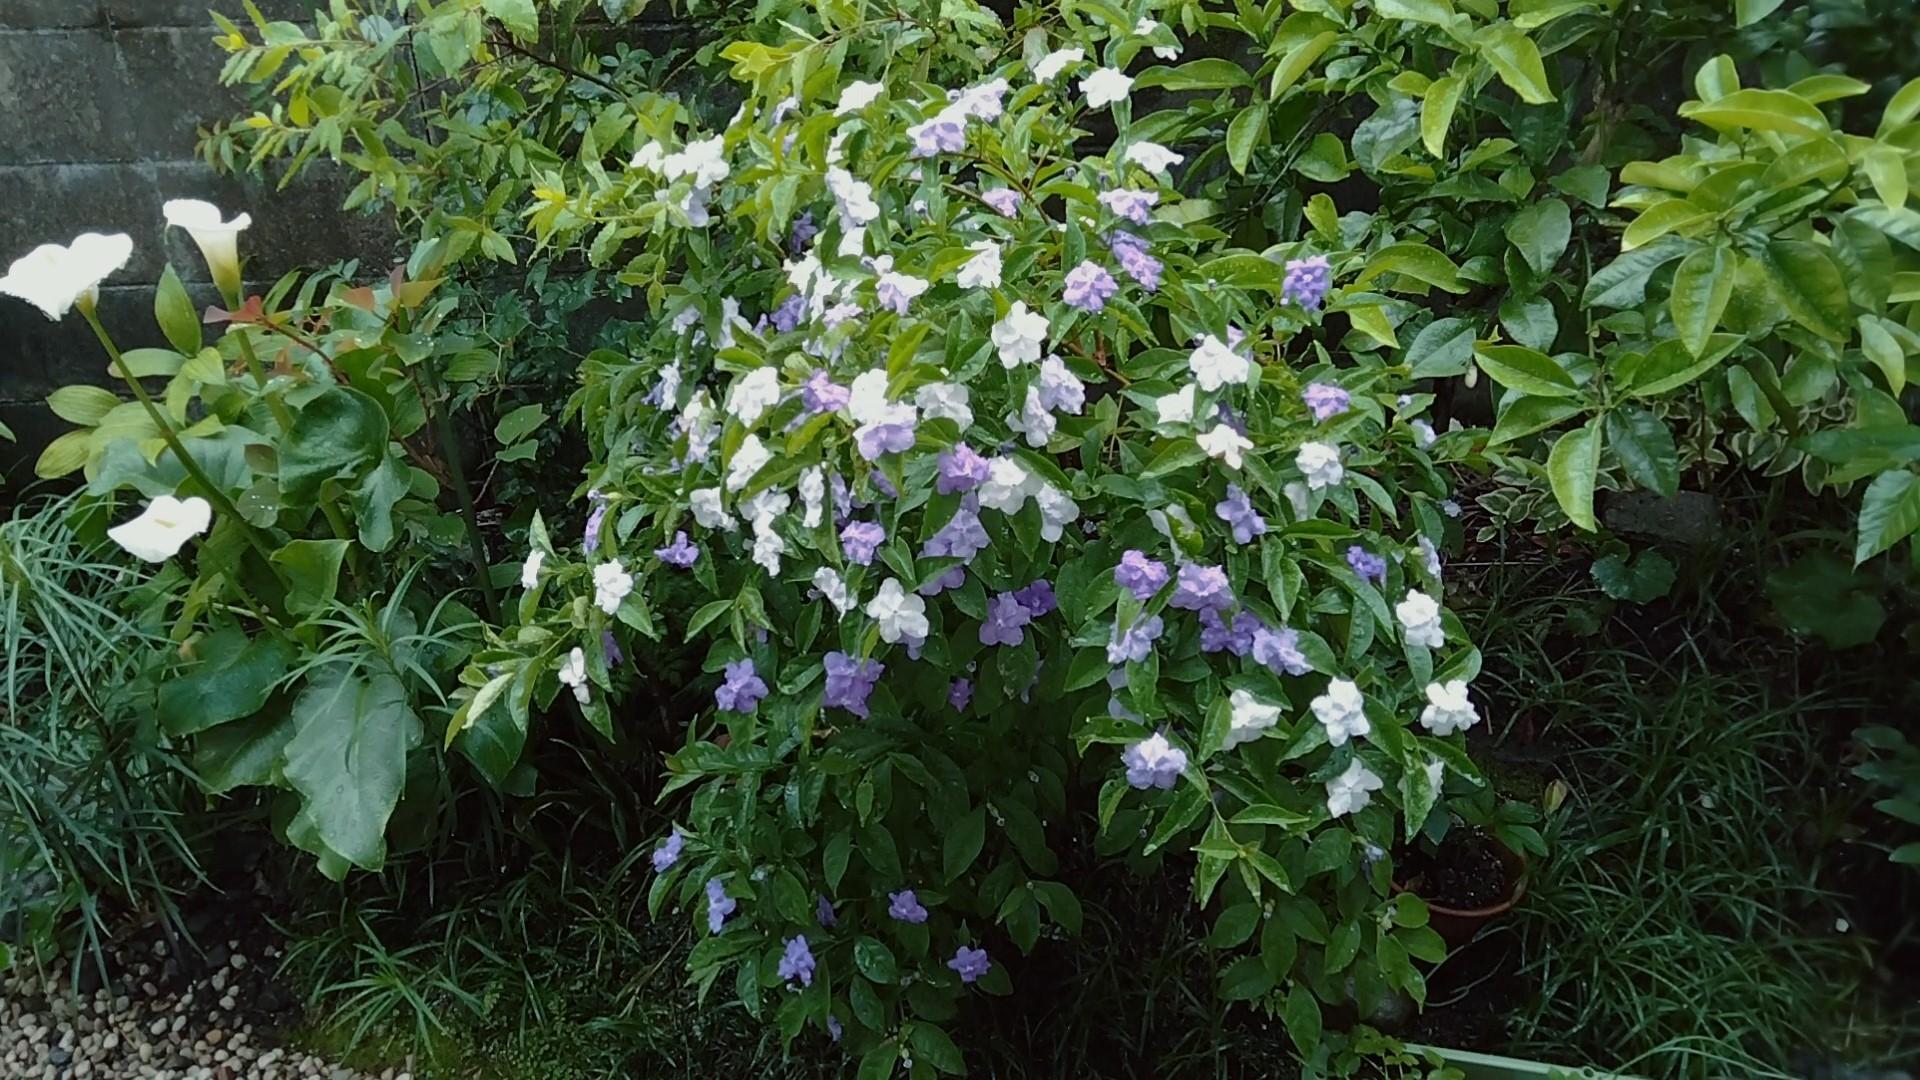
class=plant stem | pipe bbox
[233,328,296,434]
[420,365,502,622]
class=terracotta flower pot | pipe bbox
[1394,833,1527,947]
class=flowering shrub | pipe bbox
[421,6,1487,1070]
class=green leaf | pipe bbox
[1283,983,1323,1053]
[353,455,410,553]
[158,626,293,736]
[1474,344,1579,398]
[1547,420,1603,531]
[1734,0,1786,25]
[943,806,987,884]
[908,1024,965,1075]
[192,709,294,793]
[1344,304,1399,350]
[1592,550,1676,603]
[47,385,120,426]
[1209,902,1261,948]
[1864,145,1908,211]
[1881,77,1920,137]
[858,1041,899,1080]
[854,936,899,984]
[1136,58,1253,90]
[1669,244,1733,357]
[1504,200,1572,276]
[1490,396,1584,445]
[1356,243,1466,293]
[271,539,349,615]
[1373,0,1457,25]
[1404,317,1476,378]
[1679,88,1830,136]
[1856,470,1920,565]
[481,0,538,38]
[1766,550,1885,648]
[1605,407,1680,497]
[1479,25,1554,105]
[1270,32,1338,99]
[283,669,422,872]
[1623,335,1741,397]
[493,403,547,446]
[1850,205,1920,251]
[34,430,90,479]
[1860,315,1908,396]
[280,387,391,504]
[1227,102,1267,176]
[1762,240,1851,341]
[1420,75,1464,158]
[1585,239,1688,307]
[155,265,202,356]
[1144,439,1207,478]
[1622,200,1712,252]
[1032,880,1083,934]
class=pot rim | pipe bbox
[1392,831,1528,919]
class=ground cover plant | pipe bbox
[1,0,1918,1077]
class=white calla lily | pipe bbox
[0,232,134,321]
[107,495,212,563]
[162,199,251,300]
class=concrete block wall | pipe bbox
[0,0,397,484]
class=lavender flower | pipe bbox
[1013,580,1058,618]
[841,521,885,565]
[981,188,1022,217]
[1303,382,1350,420]
[937,443,991,494]
[1109,230,1163,291]
[714,659,769,714]
[1114,550,1170,600]
[854,403,918,460]
[949,678,973,712]
[828,1017,844,1042]
[925,503,990,561]
[1123,733,1187,790]
[1283,254,1332,310]
[1214,484,1268,545]
[769,293,807,333]
[651,829,684,872]
[583,489,609,555]
[1169,563,1233,612]
[948,946,991,984]
[823,651,884,717]
[1251,624,1311,676]
[603,630,624,669]
[980,592,1034,647]
[888,889,929,924]
[656,530,699,567]
[1107,614,1165,665]
[1098,188,1159,225]
[1198,608,1260,656]
[789,211,818,252]
[908,112,967,158]
[1036,356,1086,414]
[778,935,816,987]
[705,878,735,933]
[817,895,837,927]
[918,567,966,596]
[1346,545,1387,586]
[1062,261,1119,312]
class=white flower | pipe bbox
[1155,384,1196,426]
[1310,679,1370,747]
[1081,67,1134,109]
[1325,759,1384,817]
[558,647,590,705]
[1031,47,1085,84]
[1411,418,1437,448]
[1397,590,1445,649]
[1007,386,1058,448]
[848,368,892,424]
[726,367,782,427]
[0,232,134,321]
[838,225,868,258]
[1224,688,1281,750]
[915,382,973,430]
[1124,141,1185,175]
[106,495,211,563]
[1419,680,1480,736]
[1441,499,1462,518]
[681,390,719,462]
[876,267,929,310]
[952,76,1010,120]
[1188,334,1251,392]
[1035,483,1079,542]
[1107,667,1141,723]
[716,296,747,350]
[799,467,827,529]
[978,456,1036,515]
[1296,441,1344,490]
[726,433,772,492]
[690,487,735,531]
[630,141,665,172]
[813,566,856,616]
[1134,17,1181,59]
[827,168,879,226]
[956,239,1003,290]
[662,135,729,187]
[991,301,1048,368]
[740,488,790,524]
[593,560,634,615]
[835,80,884,115]
[162,199,250,298]
[866,578,930,643]
[750,517,786,575]
[1418,535,1443,580]
[520,549,546,591]
[1197,423,1252,470]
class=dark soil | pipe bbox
[1396,828,1511,911]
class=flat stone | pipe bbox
[1602,490,1723,545]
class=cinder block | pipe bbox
[0,162,168,279]
[1,0,107,30]
[0,30,126,164]
[103,0,325,28]
[114,27,253,162]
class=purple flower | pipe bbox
[583,490,609,555]
[1169,563,1233,612]
[982,188,1022,217]
[1346,544,1387,586]
[918,566,967,596]
[948,945,991,984]
[1107,614,1165,665]
[779,935,816,987]
[603,630,624,669]
[949,677,973,712]
[823,301,862,328]
[868,470,898,500]
[925,504,990,561]
[1303,382,1351,421]
[841,521,885,565]
[1122,733,1187,790]
[1114,551,1170,600]
[705,878,735,933]
[770,293,807,333]
[1109,230,1163,291]
[828,1016,844,1042]
[714,659,769,713]
[980,592,1034,647]
[888,889,929,924]
[909,114,967,158]
[1099,188,1159,225]
[937,444,991,493]
[1199,608,1261,656]
[656,530,699,567]
[824,651,884,717]
[817,895,837,927]
[651,829,684,872]
[802,370,851,414]
[1036,356,1086,414]
[1251,624,1310,676]
[855,404,918,460]
[1014,579,1058,618]
[1283,254,1332,310]
[790,211,818,252]
[1214,484,1268,545]
[1062,260,1119,312]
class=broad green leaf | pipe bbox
[1622,200,1711,252]
[280,387,391,504]
[1547,420,1603,531]
[1505,200,1571,275]
[908,1024,965,1075]
[1479,25,1554,105]
[1498,295,1558,352]
[1787,74,1871,104]
[1850,205,1920,250]
[1623,335,1741,396]
[1881,77,1920,137]
[1856,470,1920,565]
[1766,550,1885,648]
[1474,344,1579,398]
[271,538,349,615]
[1373,0,1456,24]
[1345,305,1399,349]
[1679,88,1829,136]
[1591,550,1676,603]
[1227,102,1267,176]
[283,669,422,872]
[493,403,547,445]
[1762,240,1851,341]
[352,455,410,553]
[1210,902,1261,948]
[1355,243,1466,293]
[193,709,295,793]
[1283,984,1324,1053]
[854,936,899,984]
[47,385,120,426]
[1694,55,1739,102]
[1864,146,1908,210]
[1490,396,1584,445]
[1270,32,1338,100]
[1219,955,1275,1000]
[158,625,293,736]
[482,0,538,38]
[1733,0,1785,25]
[1585,238,1688,307]
[1669,244,1733,357]
[1605,407,1680,497]
[1860,315,1908,396]
[1725,366,1775,430]
[943,806,987,883]
[34,430,92,480]
[1136,58,1253,90]
[155,265,201,357]
[1403,317,1476,378]
[1420,76,1463,158]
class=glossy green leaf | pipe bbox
[1762,240,1851,341]
[1505,200,1571,276]
[1373,0,1457,24]
[1624,335,1741,397]
[1856,470,1920,565]
[1474,344,1579,398]
[1860,315,1908,396]
[280,387,391,504]
[1226,102,1267,176]
[158,625,293,736]
[1420,75,1463,158]
[1136,58,1253,90]
[154,265,202,357]
[1270,32,1338,100]
[943,806,987,883]
[1592,550,1677,603]
[1479,25,1554,105]
[283,669,422,872]
[1734,0,1786,25]
[1490,396,1584,445]
[1680,88,1829,135]
[1669,244,1733,357]
[1403,317,1477,378]
[271,539,349,616]
[193,709,294,793]
[1356,243,1466,293]
[1622,200,1712,252]
[1547,420,1603,531]
[1605,407,1680,497]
